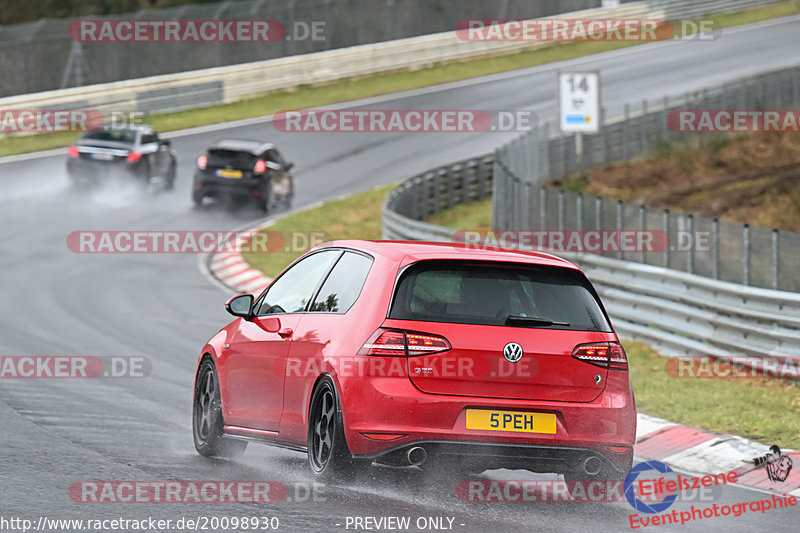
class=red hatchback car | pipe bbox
[193,240,636,480]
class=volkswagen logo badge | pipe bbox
[503,342,523,363]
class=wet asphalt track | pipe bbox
[1,16,799,532]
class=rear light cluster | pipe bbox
[197,155,207,169]
[126,151,142,163]
[254,159,267,174]
[68,145,79,158]
[572,342,628,370]
[358,328,451,357]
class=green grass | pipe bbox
[626,341,800,449]
[242,183,800,449]
[3,0,799,158]
[426,198,493,230]
[241,183,395,278]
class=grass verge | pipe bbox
[3,0,799,158]
[241,183,395,277]
[626,341,800,450]
[242,185,800,450]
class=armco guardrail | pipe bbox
[0,0,778,116]
[382,155,800,364]
[494,63,800,292]
[0,1,651,115]
[2,0,622,98]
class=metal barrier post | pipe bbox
[616,200,623,259]
[686,214,694,274]
[772,229,779,290]
[663,209,670,268]
[743,224,751,286]
[712,218,720,280]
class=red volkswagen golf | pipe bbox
[193,240,636,481]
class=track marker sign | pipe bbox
[558,71,600,134]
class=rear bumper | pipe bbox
[337,366,636,475]
[193,172,264,199]
[67,159,145,183]
[362,440,630,477]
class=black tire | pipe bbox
[283,175,294,208]
[256,181,272,213]
[140,159,152,184]
[307,377,363,478]
[165,158,177,190]
[193,358,247,458]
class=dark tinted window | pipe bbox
[256,251,339,315]
[141,133,158,144]
[389,261,611,332]
[207,149,256,168]
[81,129,136,144]
[309,252,372,313]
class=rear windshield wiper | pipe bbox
[505,315,570,328]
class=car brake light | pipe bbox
[406,332,451,356]
[197,155,207,169]
[572,342,628,370]
[126,150,142,163]
[359,329,406,356]
[68,145,79,158]
[254,159,267,174]
[358,328,450,357]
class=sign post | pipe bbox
[558,71,600,168]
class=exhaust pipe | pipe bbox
[583,456,602,476]
[407,446,427,466]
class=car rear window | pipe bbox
[207,149,256,168]
[389,260,612,332]
[81,129,136,144]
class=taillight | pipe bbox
[358,328,451,357]
[197,155,207,169]
[572,342,628,370]
[126,150,142,163]
[359,329,406,356]
[406,332,450,356]
[254,159,267,174]
[68,145,79,158]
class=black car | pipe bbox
[192,139,294,212]
[67,124,177,190]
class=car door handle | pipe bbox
[278,328,293,339]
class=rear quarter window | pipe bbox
[389,260,612,332]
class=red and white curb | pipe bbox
[636,414,799,496]
[209,250,272,295]
[199,217,798,496]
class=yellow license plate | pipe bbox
[465,409,556,434]
[216,169,243,178]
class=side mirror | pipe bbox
[162,139,171,146]
[225,294,253,318]
[285,161,294,171]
